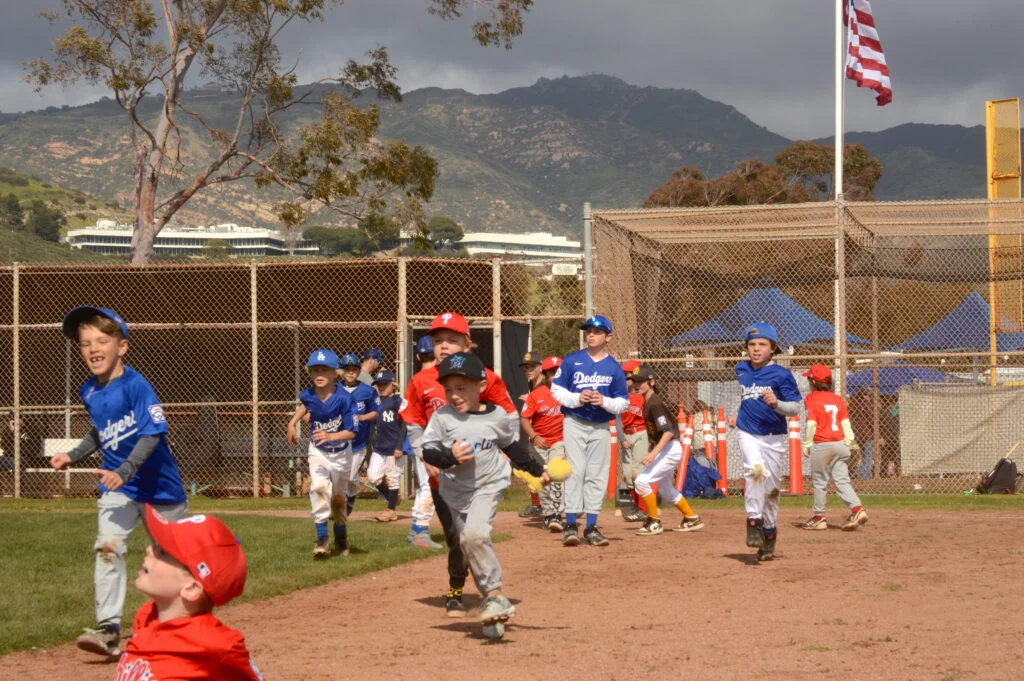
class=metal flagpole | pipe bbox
[834,0,847,395]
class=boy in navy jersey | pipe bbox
[366,371,406,523]
[550,315,629,547]
[338,353,381,517]
[50,306,189,657]
[287,349,357,557]
[731,323,802,561]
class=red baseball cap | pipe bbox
[145,505,247,606]
[802,363,833,383]
[429,312,471,338]
[541,356,562,372]
[622,359,641,374]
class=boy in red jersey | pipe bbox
[800,364,868,532]
[521,356,566,532]
[116,506,262,680]
[617,359,649,522]
[400,311,518,617]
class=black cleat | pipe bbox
[746,517,765,549]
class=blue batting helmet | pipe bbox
[339,353,362,368]
[415,335,434,356]
[579,314,613,334]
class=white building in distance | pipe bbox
[65,220,319,257]
[458,231,581,260]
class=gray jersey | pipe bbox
[422,404,517,507]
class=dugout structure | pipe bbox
[591,198,1024,493]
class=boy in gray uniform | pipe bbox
[422,352,549,640]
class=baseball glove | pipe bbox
[847,443,862,473]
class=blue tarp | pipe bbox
[666,287,870,348]
[891,291,1024,352]
[845,363,964,396]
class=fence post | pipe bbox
[397,257,414,501]
[251,262,259,498]
[12,263,20,499]
[491,257,502,376]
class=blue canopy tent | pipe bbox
[666,287,871,348]
[846,363,965,396]
[892,291,1024,352]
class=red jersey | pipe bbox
[620,393,646,433]
[804,390,850,443]
[116,601,263,681]
[399,365,515,426]
[521,384,564,444]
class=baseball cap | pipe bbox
[803,363,833,383]
[145,505,247,606]
[415,335,434,356]
[744,322,779,346]
[622,359,641,374]
[362,348,383,361]
[579,314,613,334]
[631,366,655,382]
[306,349,340,369]
[339,353,362,368]
[62,306,130,340]
[373,370,396,385]
[437,352,486,381]
[541,356,562,372]
[429,311,471,338]
[519,352,541,367]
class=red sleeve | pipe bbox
[483,369,517,414]
[399,374,426,426]
[132,601,157,632]
[521,391,538,419]
[217,633,265,681]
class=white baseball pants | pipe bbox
[738,429,786,529]
[308,444,359,524]
[366,451,402,490]
[633,440,684,506]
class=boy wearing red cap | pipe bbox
[399,311,519,617]
[117,506,263,680]
[801,364,868,531]
[520,356,566,532]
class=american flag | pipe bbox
[845,0,892,106]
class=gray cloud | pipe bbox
[2,0,1021,138]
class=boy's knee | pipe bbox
[460,526,489,552]
[94,535,127,562]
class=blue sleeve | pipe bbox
[345,396,359,431]
[131,375,169,437]
[777,371,802,402]
[369,391,382,413]
[553,357,571,391]
[609,364,629,399]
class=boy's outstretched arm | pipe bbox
[286,405,308,444]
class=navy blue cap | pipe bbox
[339,353,361,368]
[62,306,130,340]
[373,370,396,385]
[579,314,613,334]
[306,349,340,369]
[362,348,383,361]
[437,352,486,381]
[415,335,434,356]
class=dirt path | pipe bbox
[5,508,1023,681]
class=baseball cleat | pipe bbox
[583,526,610,546]
[746,517,765,549]
[801,516,827,531]
[562,523,581,547]
[545,515,564,533]
[841,508,868,531]
[478,594,515,624]
[757,533,777,561]
[622,506,648,522]
[75,624,120,657]
[313,536,330,558]
[673,516,705,532]
[482,621,505,641]
[375,508,399,522]
[408,530,444,549]
[636,518,663,536]
[518,504,542,518]
[445,587,467,618]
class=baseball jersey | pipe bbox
[117,601,263,681]
[735,361,802,436]
[374,394,406,454]
[621,393,646,433]
[642,392,679,445]
[804,390,851,443]
[80,366,185,505]
[399,365,516,427]
[521,384,564,444]
[342,381,381,451]
[298,383,357,455]
[551,349,629,422]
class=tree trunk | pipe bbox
[130,161,161,265]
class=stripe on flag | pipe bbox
[845,0,892,106]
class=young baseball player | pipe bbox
[405,334,443,549]
[517,351,544,519]
[800,364,868,531]
[618,359,649,522]
[550,314,629,547]
[521,355,566,532]
[732,323,802,561]
[338,352,382,516]
[400,312,519,616]
[366,371,406,523]
[421,352,549,639]
[118,505,263,680]
[629,366,705,536]
[50,306,189,657]
[359,348,384,385]
[286,349,357,558]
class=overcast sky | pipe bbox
[2,0,1020,139]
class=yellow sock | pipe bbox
[642,494,659,520]
[675,497,696,518]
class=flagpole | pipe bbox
[835,0,845,197]
[834,0,847,394]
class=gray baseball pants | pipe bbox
[808,441,862,515]
[447,485,505,595]
[563,415,611,517]
[534,440,565,517]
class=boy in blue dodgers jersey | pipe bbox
[287,349,358,557]
[731,322,802,561]
[366,370,406,522]
[50,306,188,657]
[550,314,629,547]
[422,352,550,641]
[338,352,382,516]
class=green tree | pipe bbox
[27,0,533,265]
[202,239,233,258]
[25,200,66,241]
[303,225,374,257]
[427,215,464,249]
[0,194,24,229]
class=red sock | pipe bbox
[531,493,540,506]
[851,505,862,513]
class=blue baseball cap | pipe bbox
[362,348,383,361]
[306,349,340,369]
[62,306,130,340]
[744,322,779,346]
[339,353,362,368]
[579,314,613,334]
[415,335,434,356]
[373,370,396,385]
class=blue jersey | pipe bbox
[80,366,185,505]
[374,394,405,455]
[342,381,381,451]
[735,361,802,436]
[299,383,358,454]
[552,349,629,422]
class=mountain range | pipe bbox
[0,75,999,236]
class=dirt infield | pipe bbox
[5,507,1023,681]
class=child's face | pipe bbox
[636,379,654,397]
[308,365,335,387]
[628,377,639,393]
[376,382,395,398]
[340,365,360,384]
[523,364,541,383]
[746,338,774,365]
[441,375,484,413]
[136,543,196,602]
[584,328,610,350]
[77,324,127,382]
[432,330,470,362]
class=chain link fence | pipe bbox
[592,198,1024,494]
[0,256,584,498]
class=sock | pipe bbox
[346,495,356,517]
[566,513,578,527]
[642,493,660,520]
[377,481,389,500]
[315,522,328,540]
[586,512,598,529]
[333,523,347,547]
[674,496,696,518]
[764,526,777,540]
[813,514,826,520]
[411,523,428,534]
[530,492,540,506]
[851,505,863,513]
[386,488,399,510]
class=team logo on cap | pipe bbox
[196,561,211,578]
[749,327,760,335]
[524,353,533,361]
[441,313,453,325]
[449,354,466,369]
[317,351,326,361]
